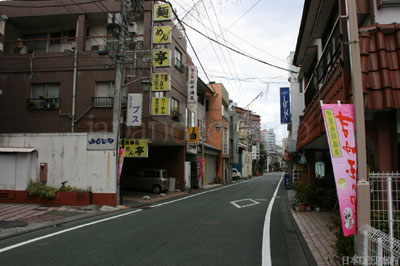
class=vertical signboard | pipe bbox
[252,145,257,160]
[126,93,142,127]
[153,3,171,22]
[197,157,205,183]
[187,66,197,103]
[280,87,291,124]
[151,97,170,116]
[188,127,199,144]
[153,49,171,67]
[152,73,170,91]
[321,104,357,237]
[153,26,171,44]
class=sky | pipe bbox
[170,0,304,144]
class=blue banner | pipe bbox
[280,87,291,124]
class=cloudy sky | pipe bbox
[170,0,304,144]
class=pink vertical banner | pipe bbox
[197,158,205,181]
[321,104,357,236]
[118,148,126,185]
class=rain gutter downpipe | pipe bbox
[71,47,78,132]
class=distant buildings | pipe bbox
[261,129,276,155]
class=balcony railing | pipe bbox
[5,38,76,55]
[27,98,60,110]
[85,35,144,52]
[304,18,341,106]
[92,97,113,108]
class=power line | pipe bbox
[181,20,298,74]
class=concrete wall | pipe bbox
[0,133,116,193]
[374,2,400,24]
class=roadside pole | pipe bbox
[113,0,127,206]
[345,0,370,254]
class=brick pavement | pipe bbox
[292,210,338,266]
[0,203,96,229]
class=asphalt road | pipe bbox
[0,172,316,266]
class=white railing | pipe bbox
[370,172,400,240]
[359,224,400,266]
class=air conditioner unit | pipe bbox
[128,22,137,34]
[107,13,121,25]
[91,45,105,51]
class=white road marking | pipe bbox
[0,209,143,254]
[230,199,260,209]
[0,176,263,253]
[262,173,284,266]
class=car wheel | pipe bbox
[153,185,162,194]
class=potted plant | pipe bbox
[293,182,313,211]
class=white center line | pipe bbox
[261,173,284,266]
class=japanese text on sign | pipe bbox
[153,49,171,67]
[153,26,171,44]
[87,133,115,150]
[280,87,291,124]
[151,97,170,116]
[152,73,170,91]
[127,93,142,127]
[153,3,171,21]
[187,66,197,103]
[322,104,357,237]
[324,109,342,158]
[120,139,148,158]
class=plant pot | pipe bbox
[294,205,300,211]
[306,206,312,211]
[315,207,321,212]
[299,203,306,212]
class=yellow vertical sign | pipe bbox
[119,139,148,158]
[188,127,199,143]
[154,3,171,21]
[153,26,171,44]
[152,73,170,91]
[324,109,342,158]
[153,49,170,67]
[151,97,170,116]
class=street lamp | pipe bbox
[141,79,151,92]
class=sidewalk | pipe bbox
[287,190,339,266]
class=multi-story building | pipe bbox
[232,106,261,177]
[261,129,276,155]
[292,0,400,184]
[206,82,230,184]
[0,1,194,205]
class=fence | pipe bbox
[359,224,400,265]
[370,172,400,240]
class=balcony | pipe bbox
[85,35,144,52]
[304,18,341,106]
[92,97,113,108]
[27,98,60,110]
[5,38,76,55]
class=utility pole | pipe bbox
[113,0,127,206]
[345,0,370,254]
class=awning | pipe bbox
[0,147,36,153]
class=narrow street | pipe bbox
[0,173,315,266]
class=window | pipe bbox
[174,48,183,71]
[28,83,60,109]
[94,81,114,107]
[171,97,179,113]
[171,97,180,120]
